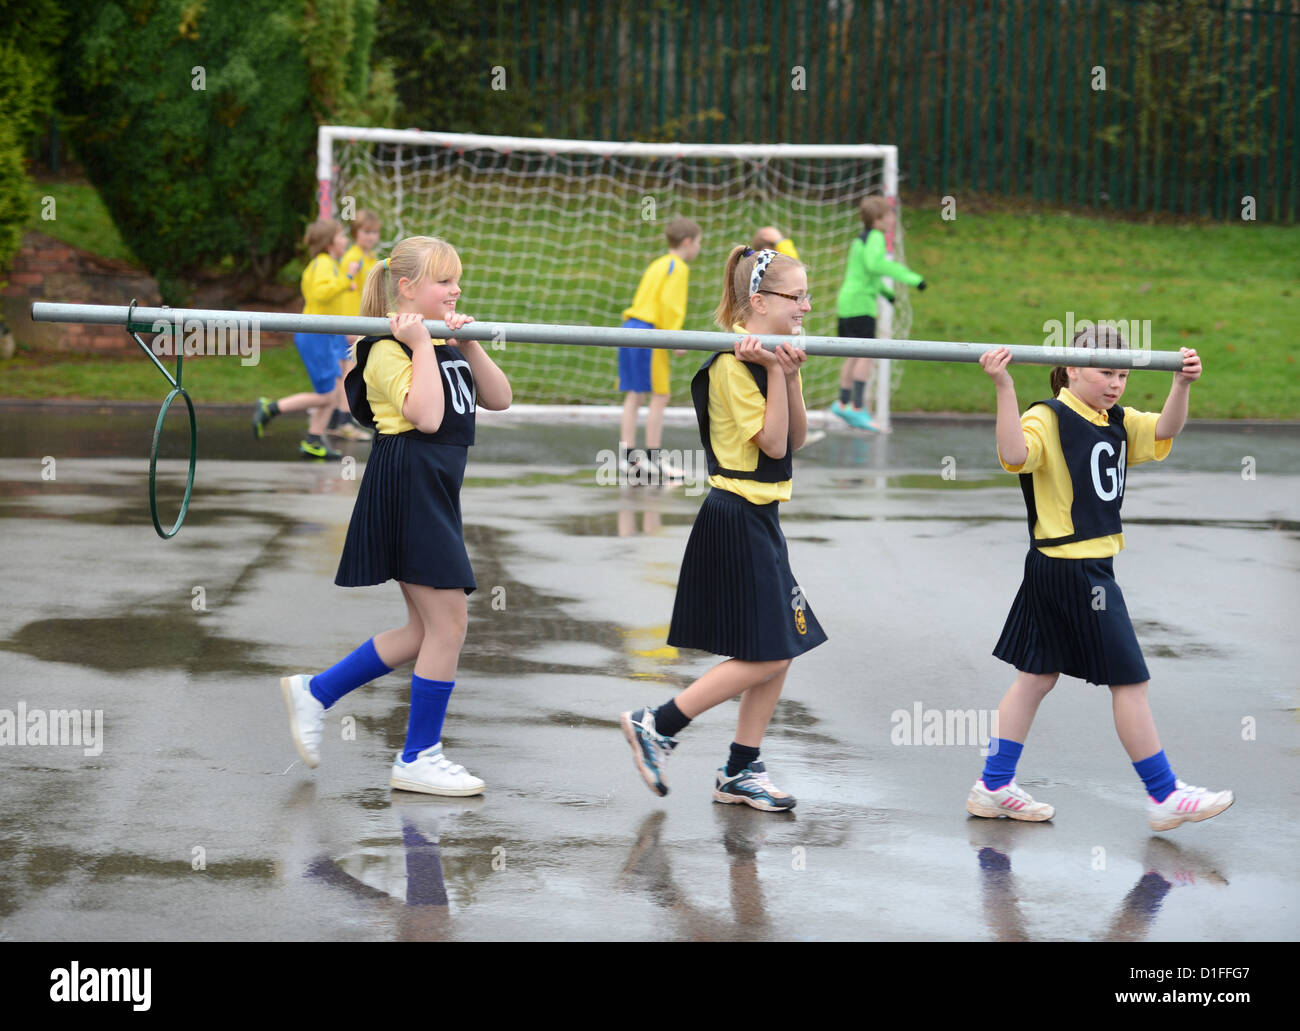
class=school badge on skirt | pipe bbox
[791,585,808,636]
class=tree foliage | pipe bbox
[0,0,67,270]
[56,0,391,301]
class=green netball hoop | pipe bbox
[125,299,198,539]
[147,384,197,538]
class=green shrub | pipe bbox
[56,0,391,303]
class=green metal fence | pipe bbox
[492,0,1298,222]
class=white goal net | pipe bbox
[317,127,910,426]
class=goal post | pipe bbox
[316,127,911,429]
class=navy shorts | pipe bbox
[838,315,877,339]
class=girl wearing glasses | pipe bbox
[621,246,825,812]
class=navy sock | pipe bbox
[852,380,867,409]
[267,400,281,417]
[726,742,761,777]
[980,738,1024,791]
[310,638,392,708]
[401,675,455,762]
[653,698,690,738]
[839,387,852,405]
[1134,750,1178,803]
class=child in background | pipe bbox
[279,236,512,795]
[251,219,361,459]
[750,225,799,261]
[833,196,926,432]
[617,216,702,482]
[621,245,825,811]
[968,326,1232,831]
[330,210,384,441]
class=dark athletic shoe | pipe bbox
[252,397,275,438]
[621,707,678,797]
[712,761,797,812]
[299,436,342,460]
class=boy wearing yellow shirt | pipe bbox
[618,216,702,482]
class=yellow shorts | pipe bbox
[651,348,671,396]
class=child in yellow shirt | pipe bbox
[618,216,702,482]
[329,210,382,440]
[251,219,360,459]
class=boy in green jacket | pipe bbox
[833,196,926,431]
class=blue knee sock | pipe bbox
[980,738,1024,791]
[310,638,392,708]
[1134,750,1178,803]
[401,675,455,762]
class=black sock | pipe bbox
[852,380,866,409]
[266,400,280,417]
[839,387,851,405]
[653,699,690,738]
[304,433,323,444]
[726,742,761,777]
[329,409,347,429]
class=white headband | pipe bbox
[749,249,778,295]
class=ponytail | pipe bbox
[360,255,392,318]
[713,245,750,329]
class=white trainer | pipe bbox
[966,779,1055,822]
[655,453,686,481]
[1148,780,1234,832]
[390,743,486,797]
[280,674,326,768]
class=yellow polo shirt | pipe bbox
[622,253,690,331]
[364,338,455,436]
[999,387,1171,558]
[301,253,358,317]
[705,329,803,504]
[338,244,379,317]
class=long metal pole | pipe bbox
[30,302,1184,370]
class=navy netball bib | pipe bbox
[347,335,476,446]
[1020,398,1127,548]
[691,352,793,483]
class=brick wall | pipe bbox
[1,231,162,354]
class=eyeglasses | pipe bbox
[758,289,813,305]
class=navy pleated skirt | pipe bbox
[993,550,1148,686]
[335,433,476,593]
[668,487,827,661]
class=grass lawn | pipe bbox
[5,185,1298,418]
[21,180,139,265]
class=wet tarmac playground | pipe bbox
[0,408,1296,941]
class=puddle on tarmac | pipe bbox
[0,613,285,676]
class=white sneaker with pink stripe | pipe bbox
[1148,780,1234,832]
[965,779,1055,822]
